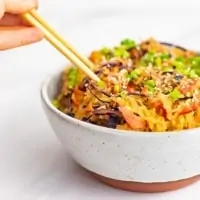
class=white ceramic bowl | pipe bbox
[41,67,200,192]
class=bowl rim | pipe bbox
[40,65,200,137]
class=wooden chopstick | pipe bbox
[28,9,95,70]
[21,10,101,82]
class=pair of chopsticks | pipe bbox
[21,9,101,82]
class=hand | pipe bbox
[0,0,44,50]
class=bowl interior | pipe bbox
[45,70,63,101]
[41,39,200,136]
[45,41,187,101]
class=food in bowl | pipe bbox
[52,38,200,132]
[41,38,200,193]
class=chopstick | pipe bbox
[27,9,95,70]
[21,9,101,82]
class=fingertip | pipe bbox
[0,0,5,19]
[30,27,44,41]
[4,0,38,14]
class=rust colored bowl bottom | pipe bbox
[89,171,200,193]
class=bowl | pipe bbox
[40,65,200,193]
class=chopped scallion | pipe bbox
[52,100,59,108]
[67,68,78,89]
[129,69,142,79]
[120,38,136,50]
[160,53,170,59]
[142,52,155,64]
[155,57,162,66]
[189,69,198,78]
[100,47,112,59]
[144,80,156,94]
[100,47,110,54]
[97,80,106,88]
[173,60,185,69]
[144,80,156,87]
[169,88,182,101]
[113,47,130,58]
[175,57,185,62]
[120,91,127,98]
[114,84,120,93]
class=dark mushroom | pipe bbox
[94,69,103,76]
[160,42,187,51]
[82,115,92,122]
[127,91,147,97]
[59,93,73,111]
[66,93,73,108]
[101,60,123,68]
[93,109,120,116]
[79,77,90,91]
[87,85,110,103]
[106,115,123,128]
[162,71,174,75]
[91,108,123,128]
[130,48,144,60]
[178,96,193,101]
[90,83,111,97]
[175,74,184,81]
[68,113,75,117]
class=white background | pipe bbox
[1,0,200,199]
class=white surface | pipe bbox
[42,70,200,183]
[1,0,200,199]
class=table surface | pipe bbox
[1,0,200,199]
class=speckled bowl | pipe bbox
[41,67,200,193]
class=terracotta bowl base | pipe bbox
[89,171,200,193]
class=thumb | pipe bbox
[4,0,38,14]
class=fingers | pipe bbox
[0,13,27,26]
[4,0,38,14]
[0,0,42,50]
[0,26,43,50]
